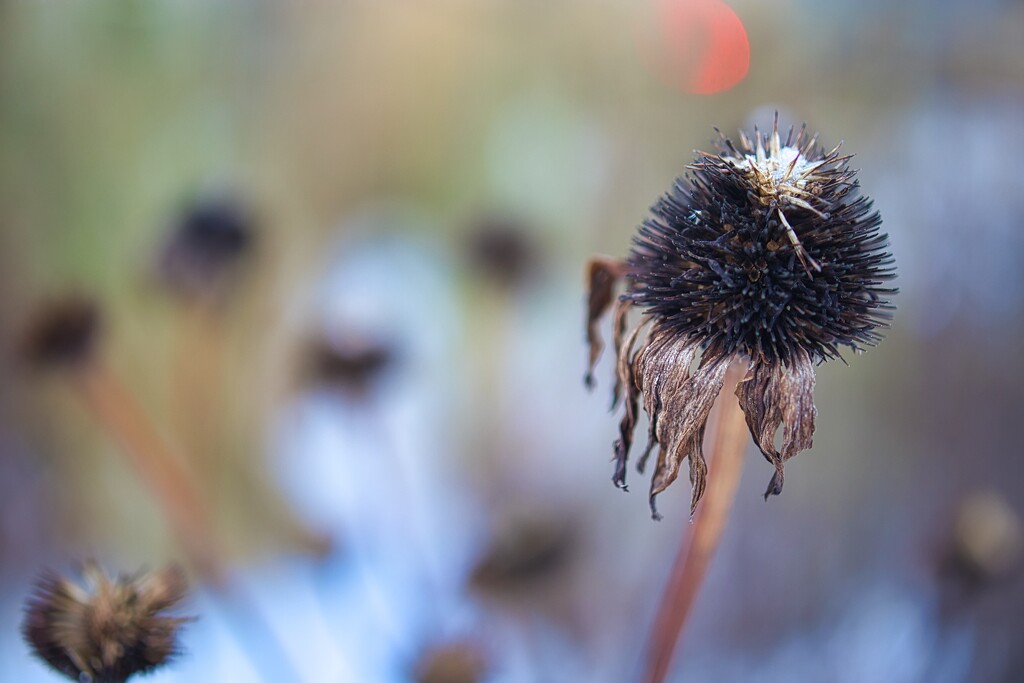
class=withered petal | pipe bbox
[612,321,644,489]
[639,329,729,518]
[584,257,628,389]
[635,329,692,477]
[736,349,817,499]
[610,297,634,409]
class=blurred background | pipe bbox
[1,0,1023,681]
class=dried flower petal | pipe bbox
[584,257,627,389]
[643,341,730,518]
[736,347,816,498]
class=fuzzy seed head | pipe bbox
[628,124,895,365]
[22,563,191,683]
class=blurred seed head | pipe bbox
[587,117,896,517]
[414,640,488,683]
[470,511,575,596]
[22,562,191,682]
[18,296,101,370]
[941,491,1024,589]
[464,214,542,291]
[155,196,257,302]
[302,333,398,399]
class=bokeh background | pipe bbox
[2,1,1023,681]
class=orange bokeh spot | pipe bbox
[653,0,750,95]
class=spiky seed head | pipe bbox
[22,563,191,682]
[586,118,897,517]
[627,123,896,365]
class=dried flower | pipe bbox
[155,196,256,301]
[303,333,397,398]
[22,562,191,683]
[18,296,101,370]
[464,213,542,290]
[587,117,896,518]
[414,640,488,683]
[940,491,1024,590]
[470,512,575,595]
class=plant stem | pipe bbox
[71,359,224,583]
[641,360,748,683]
[71,359,311,683]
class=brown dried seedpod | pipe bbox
[587,116,896,518]
[18,296,101,370]
[414,640,488,683]
[941,491,1024,590]
[464,213,542,290]
[303,334,397,398]
[470,512,575,595]
[22,562,191,683]
[155,196,257,301]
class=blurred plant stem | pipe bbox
[70,358,312,683]
[71,358,224,583]
[171,304,223,472]
[641,359,748,683]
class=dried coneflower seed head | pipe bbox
[19,297,101,370]
[303,334,397,398]
[470,513,575,596]
[22,563,191,683]
[156,197,256,300]
[586,116,896,518]
[414,640,488,683]
[941,491,1024,589]
[464,213,542,289]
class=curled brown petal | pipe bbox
[639,330,729,518]
[584,257,628,389]
[612,320,647,489]
[610,297,633,409]
[736,349,817,499]
[635,329,692,476]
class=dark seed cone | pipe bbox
[415,640,488,683]
[469,513,574,595]
[155,197,256,301]
[18,297,101,370]
[464,213,542,290]
[587,117,896,517]
[22,563,191,682]
[303,333,397,398]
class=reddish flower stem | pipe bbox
[642,360,748,683]
[70,359,225,584]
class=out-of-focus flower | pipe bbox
[17,296,101,370]
[463,213,542,290]
[302,333,398,399]
[587,118,896,518]
[22,562,191,683]
[414,639,488,683]
[470,511,575,597]
[154,196,257,302]
[941,491,1024,590]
